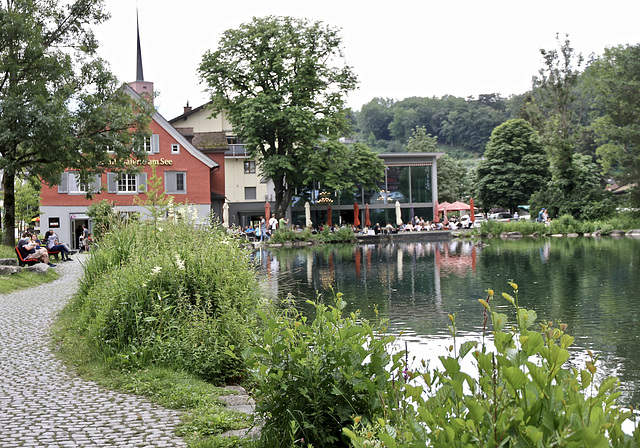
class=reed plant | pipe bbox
[67,217,262,384]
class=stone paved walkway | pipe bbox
[0,254,188,447]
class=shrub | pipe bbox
[344,283,640,447]
[69,218,262,384]
[250,294,402,447]
[549,213,581,234]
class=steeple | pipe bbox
[136,8,144,81]
[128,7,154,102]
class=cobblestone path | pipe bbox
[0,254,187,447]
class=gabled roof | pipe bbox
[169,101,213,123]
[123,84,217,169]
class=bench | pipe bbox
[15,247,40,267]
[47,249,61,260]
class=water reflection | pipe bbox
[256,237,640,406]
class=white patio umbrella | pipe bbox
[305,201,312,228]
[222,201,229,228]
[395,201,403,225]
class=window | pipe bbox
[141,134,159,153]
[165,171,187,194]
[171,143,180,154]
[118,174,138,192]
[244,187,257,200]
[107,172,147,193]
[58,172,100,194]
[244,160,256,174]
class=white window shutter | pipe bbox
[58,172,69,193]
[107,173,118,193]
[152,134,160,154]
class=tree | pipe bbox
[587,44,640,207]
[303,141,384,195]
[531,34,584,197]
[199,16,358,219]
[406,126,437,153]
[437,155,470,203]
[0,0,154,245]
[476,119,550,212]
[14,178,40,233]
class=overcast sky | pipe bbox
[93,0,640,120]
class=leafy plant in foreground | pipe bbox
[345,283,640,447]
[250,294,403,447]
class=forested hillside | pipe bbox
[350,38,640,216]
[354,94,520,156]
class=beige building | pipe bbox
[169,103,275,227]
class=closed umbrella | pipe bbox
[469,198,475,223]
[433,200,440,223]
[354,202,361,227]
[327,204,332,227]
[365,204,371,227]
[395,201,403,225]
[222,202,229,228]
[265,201,271,221]
[305,201,312,228]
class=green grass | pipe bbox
[0,244,16,258]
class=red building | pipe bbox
[39,27,224,247]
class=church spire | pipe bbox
[136,7,144,81]
[128,6,154,103]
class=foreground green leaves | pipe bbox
[250,294,401,447]
[345,285,640,448]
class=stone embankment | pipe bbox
[0,254,257,447]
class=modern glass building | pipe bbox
[290,153,443,228]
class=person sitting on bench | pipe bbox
[17,232,56,267]
[44,229,73,261]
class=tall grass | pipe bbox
[479,212,640,236]
[67,218,262,384]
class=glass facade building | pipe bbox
[290,153,443,228]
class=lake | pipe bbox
[255,236,640,407]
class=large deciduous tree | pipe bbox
[587,44,640,207]
[476,119,549,212]
[531,34,584,197]
[198,16,359,218]
[0,0,153,245]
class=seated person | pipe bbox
[44,230,73,261]
[18,232,56,267]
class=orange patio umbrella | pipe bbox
[433,200,440,223]
[353,202,360,227]
[327,204,332,227]
[448,201,471,211]
[365,204,371,227]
